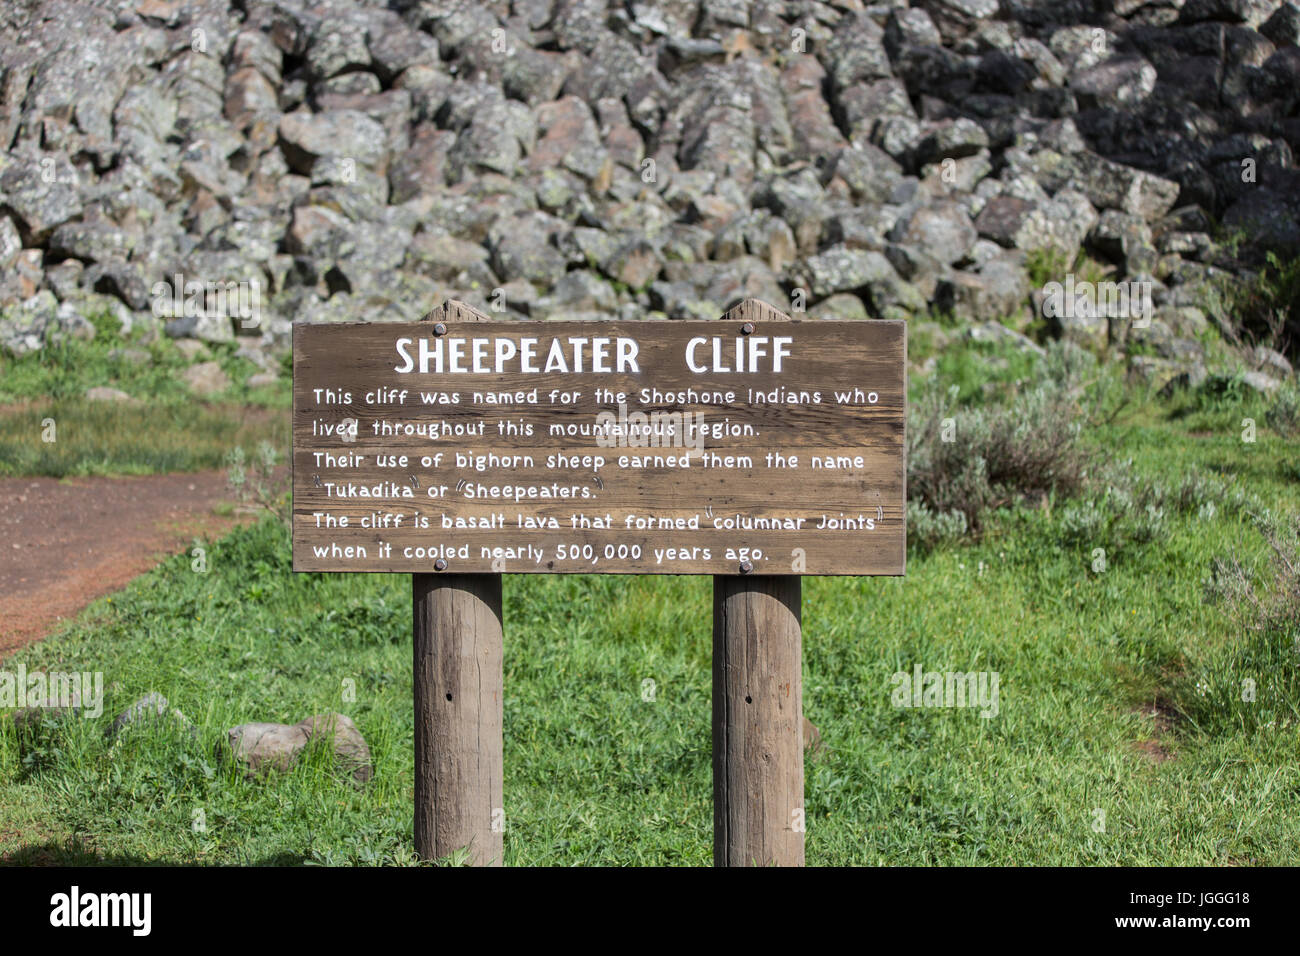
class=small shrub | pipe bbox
[1059,498,1107,544]
[1204,249,1300,357]
[1192,372,1253,410]
[226,442,290,527]
[1264,380,1300,437]
[1056,476,1167,551]
[907,345,1092,532]
[906,499,968,551]
[1228,511,1300,638]
[1176,512,1300,733]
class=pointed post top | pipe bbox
[422,299,491,323]
[720,298,792,323]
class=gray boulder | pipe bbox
[891,201,978,265]
[105,692,194,739]
[180,360,231,396]
[278,110,389,174]
[796,245,899,298]
[222,713,372,784]
[0,151,84,244]
[1071,56,1158,109]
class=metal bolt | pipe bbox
[741,322,755,335]
[739,560,754,574]
[434,558,447,571]
[433,322,447,336]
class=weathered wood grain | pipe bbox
[413,572,504,866]
[421,299,492,324]
[293,309,905,574]
[412,301,504,868]
[713,574,804,866]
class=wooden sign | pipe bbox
[292,309,904,576]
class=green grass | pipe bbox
[1025,248,1112,289]
[1,367,1296,865]
[0,400,289,477]
[915,335,1050,406]
[0,306,290,477]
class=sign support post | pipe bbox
[412,301,504,866]
[292,297,905,867]
[713,574,804,866]
[412,572,503,865]
[711,299,804,866]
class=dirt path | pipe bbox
[0,470,253,656]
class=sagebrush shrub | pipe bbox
[1265,380,1300,437]
[907,342,1092,541]
[1178,512,1300,732]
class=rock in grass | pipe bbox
[105,692,194,740]
[222,713,372,784]
[84,386,134,402]
[298,713,373,783]
[1255,346,1293,378]
[12,702,78,733]
[179,360,231,396]
[10,683,87,734]
[107,347,150,366]
[800,717,821,754]
[223,721,305,776]
[1240,369,1282,394]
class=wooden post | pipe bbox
[293,293,903,867]
[713,575,804,867]
[712,298,804,867]
[412,300,504,867]
[413,573,504,865]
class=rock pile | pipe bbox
[1,0,1297,389]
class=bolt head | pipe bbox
[739,560,754,573]
[741,321,755,335]
[434,558,448,571]
[433,322,448,336]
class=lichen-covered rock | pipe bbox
[0,291,58,357]
[0,151,83,244]
[489,211,568,285]
[829,144,906,205]
[278,109,389,174]
[0,0,1289,377]
[1069,153,1180,222]
[796,246,899,298]
[180,360,231,396]
[222,713,372,784]
[892,201,978,266]
[1070,56,1157,109]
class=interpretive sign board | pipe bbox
[292,316,904,575]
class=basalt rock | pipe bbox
[0,0,1292,383]
[222,712,372,784]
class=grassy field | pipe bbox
[0,400,289,478]
[0,308,288,477]
[1,334,1296,865]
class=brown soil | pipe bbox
[1133,739,1175,763]
[1132,702,1179,763]
[0,470,254,657]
